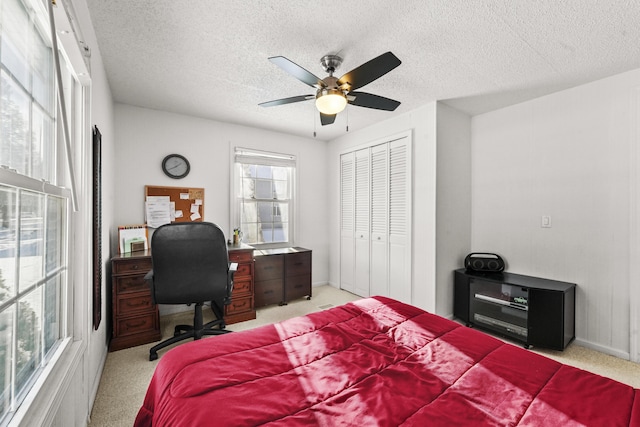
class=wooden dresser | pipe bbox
[226,244,256,324]
[254,247,312,307]
[109,250,160,351]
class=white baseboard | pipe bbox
[573,338,631,360]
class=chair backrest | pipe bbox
[150,222,230,305]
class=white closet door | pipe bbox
[354,148,371,297]
[388,137,412,303]
[370,143,389,297]
[340,152,355,293]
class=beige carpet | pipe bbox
[88,285,640,426]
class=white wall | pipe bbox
[83,43,116,427]
[435,103,472,316]
[471,68,640,359]
[113,104,330,306]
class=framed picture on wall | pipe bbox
[93,125,102,330]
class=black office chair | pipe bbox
[145,222,236,361]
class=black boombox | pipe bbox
[464,253,505,273]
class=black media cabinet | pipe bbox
[454,269,575,350]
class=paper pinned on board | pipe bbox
[146,196,172,228]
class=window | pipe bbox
[233,148,295,246]
[0,0,80,423]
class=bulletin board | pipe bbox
[144,185,205,224]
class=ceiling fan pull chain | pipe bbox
[313,107,317,137]
[346,107,349,132]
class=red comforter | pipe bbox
[135,296,640,426]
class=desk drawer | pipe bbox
[255,279,283,307]
[116,312,158,337]
[112,258,152,275]
[114,274,149,294]
[255,255,284,281]
[234,262,252,278]
[232,278,253,297]
[229,250,253,263]
[285,252,311,277]
[285,274,311,302]
[116,293,154,316]
[225,295,253,316]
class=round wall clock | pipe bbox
[162,154,190,179]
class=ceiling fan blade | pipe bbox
[320,113,336,126]
[259,95,314,108]
[337,52,401,91]
[269,56,326,88]
[348,91,401,111]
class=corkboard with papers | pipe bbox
[144,185,204,227]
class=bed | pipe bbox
[134,296,639,426]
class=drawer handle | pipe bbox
[264,266,273,270]
[264,290,274,294]
[233,302,248,308]
[132,265,139,270]
[294,284,303,289]
[126,320,145,328]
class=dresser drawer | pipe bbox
[285,274,311,301]
[116,312,158,337]
[225,295,253,316]
[255,279,283,307]
[116,293,154,316]
[255,255,284,281]
[112,258,152,275]
[232,277,253,297]
[229,250,253,263]
[285,252,311,277]
[114,274,150,294]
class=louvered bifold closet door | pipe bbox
[340,152,355,293]
[370,143,389,297]
[339,133,411,301]
[354,148,371,297]
[388,137,412,303]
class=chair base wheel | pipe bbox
[149,352,158,361]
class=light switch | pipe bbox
[541,215,552,228]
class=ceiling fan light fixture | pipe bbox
[315,89,347,115]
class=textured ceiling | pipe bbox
[84,0,640,141]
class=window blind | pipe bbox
[234,148,296,167]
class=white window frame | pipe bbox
[0,0,91,425]
[231,147,296,248]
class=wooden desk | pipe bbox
[110,250,160,351]
[110,245,257,351]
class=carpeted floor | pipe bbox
[88,285,640,426]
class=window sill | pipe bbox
[10,338,86,427]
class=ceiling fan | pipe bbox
[259,51,402,126]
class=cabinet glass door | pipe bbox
[469,279,528,340]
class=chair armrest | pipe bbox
[144,269,153,282]
[144,269,156,304]
[224,262,238,305]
